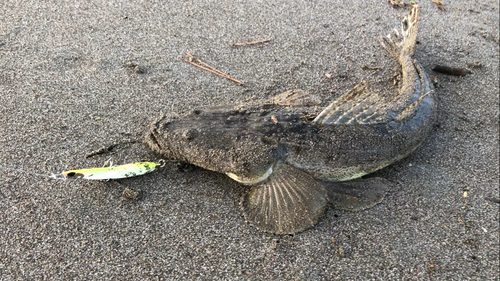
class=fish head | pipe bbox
[146,108,283,184]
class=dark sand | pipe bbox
[1,1,498,279]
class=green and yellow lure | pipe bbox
[51,161,163,180]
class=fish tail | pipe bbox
[380,5,420,60]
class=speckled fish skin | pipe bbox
[147,87,434,183]
[146,6,435,234]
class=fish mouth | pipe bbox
[145,131,169,157]
[146,129,186,162]
[226,163,275,186]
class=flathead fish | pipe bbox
[146,6,435,234]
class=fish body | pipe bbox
[147,6,435,234]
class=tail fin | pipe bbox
[380,5,420,60]
[314,6,424,126]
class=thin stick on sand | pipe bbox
[231,38,273,47]
[181,53,245,86]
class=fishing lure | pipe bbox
[50,161,164,180]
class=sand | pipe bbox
[1,1,498,279]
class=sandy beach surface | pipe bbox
[1,1,498,279]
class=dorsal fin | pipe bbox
[312,81,387,125]
[270,89,321,107]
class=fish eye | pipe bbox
[161,121,171,130]
[66,172,76,177]
[182,129,198,141]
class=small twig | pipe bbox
[387,0,407,8]
[85,146,109,158]
[232,38,273,47]
[181,57,244,85]
[485,197,500,204]
[181,57,228,78]
[276,102,290,107]
[361,64,382,71]
[433,65,472,76]
[185,52,227,77]
[181,53,245,86]
[85,140,139,158]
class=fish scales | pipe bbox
[146,6,435,234]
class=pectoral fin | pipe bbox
[241,164,328,234]
[321,177,391,212]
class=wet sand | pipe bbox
[1,1,498,279]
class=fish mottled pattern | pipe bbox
[146,6,436,234]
